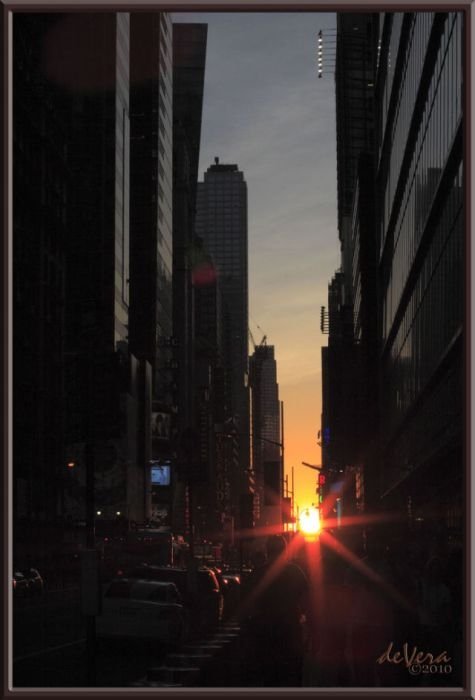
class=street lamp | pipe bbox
[301,461,323,471]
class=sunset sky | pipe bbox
[173,11,341,511]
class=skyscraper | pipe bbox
[249,342,281,528]
[195,159,250,522]
[321,13,379,521]
[59,13,144,523]
[376,12,464,535]
[172,22,208,534]
[327,11,465,550]
[129,12,174,525]
[13,14,71,540]
[129,12,173,392]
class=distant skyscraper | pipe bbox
[195,159,250,519]
[249,343,281,527]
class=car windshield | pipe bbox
[131,568,187,594]
[146,588,170,602]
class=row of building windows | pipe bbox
[383,160,463,435]
[381,12,433,235]
[380,12,405,145]
[204,200,245,207]
[196,210,245,220]
[382,361,461,491]
[382,13,462,338]
[156,226,173,267]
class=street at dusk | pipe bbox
[7,6,468,693]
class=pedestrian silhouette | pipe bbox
[239,535,309,686]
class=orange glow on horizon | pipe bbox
[299,506,321,538]
[280,376,322,510]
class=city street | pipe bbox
[8,7,467,693]
[11,531,463,689]
[13,589,171,687]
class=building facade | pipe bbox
[195,159,251,526]
[60,13,145,525]
[321,13,380,526]
[13,15,71,559]
[172,22,208,536]
[325,11,465,552]
[129,12,174,526]
[249,343,281,529]
[375,12,465,537]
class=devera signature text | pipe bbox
[377,642,451,668]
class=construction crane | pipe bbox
[248,328,267,351]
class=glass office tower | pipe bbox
[376,12,464,533]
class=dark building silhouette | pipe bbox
[195,160,251,529]
[375,12,464,537]
[249,342,281,529]
[325,11,465,552]
[321,13,379,526]
[13,15,72,563]
[193,257,228,539]
[129,12,174,526]
[172,22,208,536]
[13,13,182,550]
[12,14,210,558]
[60,13,145,524]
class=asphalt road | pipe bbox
[12,589,168,688]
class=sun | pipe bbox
[299,506,321,539]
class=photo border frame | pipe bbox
[1,1,472,698]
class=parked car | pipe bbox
[126,565,224,631]
[12,571,30,598]
[96,578,188,646]
[25,568,44,595]
[220,572,241,619]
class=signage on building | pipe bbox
[150,461,171,486]
[152,411,171,440]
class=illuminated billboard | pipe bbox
[151,411,171,440]
[150,461,171,486]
